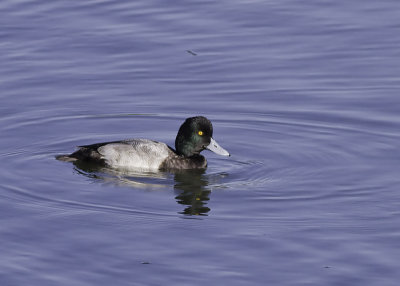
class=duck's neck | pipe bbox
[161,154,207,170]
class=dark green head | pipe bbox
[175,116,230,157]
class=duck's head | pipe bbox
[175,116,230,157]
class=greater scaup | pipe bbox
[56,116,230,170]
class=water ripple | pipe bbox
[1,183,175,219]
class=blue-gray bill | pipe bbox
[206,138,230,156]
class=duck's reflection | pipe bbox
[71,160,212,216]
[173,169,211,216]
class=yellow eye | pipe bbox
[198,131,203,136]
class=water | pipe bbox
[1,0,400,285]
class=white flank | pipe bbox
[98,139,170,170]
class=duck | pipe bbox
[56,116,230,170]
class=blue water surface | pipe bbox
[1,1,400,285]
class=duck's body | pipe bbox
[56,116,229,171]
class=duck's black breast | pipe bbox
[160,154,207,170]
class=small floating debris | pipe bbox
[186,50,198,56]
